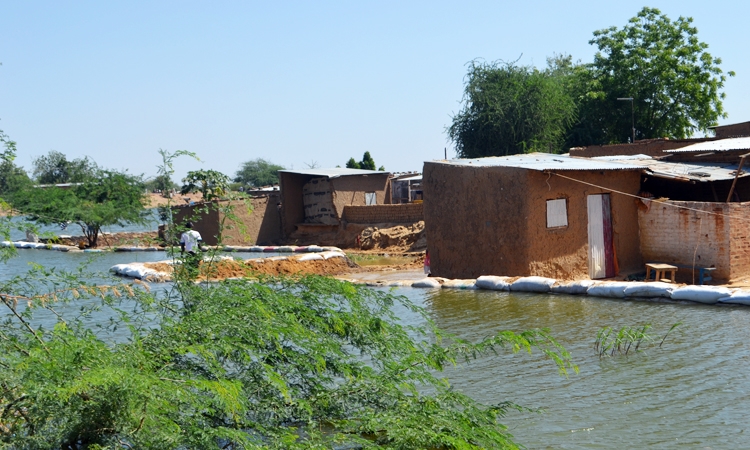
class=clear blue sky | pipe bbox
[2,1,748,181]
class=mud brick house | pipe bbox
[278,168,391,238]
[423,154,643,280]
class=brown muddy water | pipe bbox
[6,249,750,448]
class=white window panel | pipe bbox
[365,192,377,205]
[547,198,568,228]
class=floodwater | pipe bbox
[5,249,750,448]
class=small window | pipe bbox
[547,199,568,228]
[365,192,377,205]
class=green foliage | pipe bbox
[346,152,381,171]
[0,130,31,200]
[594,322,681,358]
[448,60,577,158]
[234,158,285,187]
[346,157,360,169]
[359,151,376,170]
[32,150,99,184]
[13,170,148,247]
[181,169,231,202]
[571,7,733,144]
[0,269,576,449]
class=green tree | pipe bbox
[345,157,360,169]
[13,169,148,247]
[32,150,99,184]
[345,152,382,170]
[0,130,31,200]
[234,158,285,187]
[181,169,230,202]
[448,60,577,158]
[573,7,734,144]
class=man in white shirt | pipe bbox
[180,221,203,255]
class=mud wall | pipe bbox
[330,174,390,215]
[279,172,306,237]
[342,203,423,224]
[524,170,642,280]
[639,201,731,282]
[423,163,530,279]
[172,196,282,246]
[714,121,750,138]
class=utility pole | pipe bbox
[617,97,635,143]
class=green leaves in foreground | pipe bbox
[1,274,576,449]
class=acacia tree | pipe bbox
[574,7,734,144]
[13,169,148,247]
[0,130,31,201]
[448,60,577,158]
[234,158,284,187]
[181,169,230,202]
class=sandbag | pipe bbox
[586,282,632,298]
[320,251,346,260]
[249,246,264,252]
[295,253,324,262]
[623,282,674,299]
[441,279,478,290]
[509,276,557,293]
[475,275,512,291]
[670,285,732,304]
[412,278,442,288]
[718,290,750,306]
[278,246,295,253]
[550,280,599,295]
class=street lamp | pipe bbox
[617,97,635,143]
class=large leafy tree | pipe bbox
[234,158,284,187]
[572,7,734,145]
[32,150,99,184]
[448,60,577,158]
[13,169,148,247]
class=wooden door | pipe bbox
[587,194,615,279]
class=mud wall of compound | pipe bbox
[639,201,731,282]
[524,170,642,280]
[728,203,750,282]
[423,163,531,279]
[172,202,221,245]
[330,174,391,214]
[218,196,282,245]
[172,196,282,246]
[342,203,423,224]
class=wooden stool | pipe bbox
[645,263,677,283]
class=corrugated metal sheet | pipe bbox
[278,168,389,178]
[435,152,640,171]
[666,136,750,153]
[598,155,748,182]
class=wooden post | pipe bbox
[726,153,750,202]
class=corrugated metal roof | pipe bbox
[278,168,389,178]
[599,155,748,182]
[434,152,640,171]
[666,137,750,153]
[395,175,422,181]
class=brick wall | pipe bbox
[728,203,750,281]
[342,203,423,224]
[569,138,715,158]
[639,201,731,282]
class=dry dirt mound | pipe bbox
[144,256,356,281]
[359,222,426,252]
